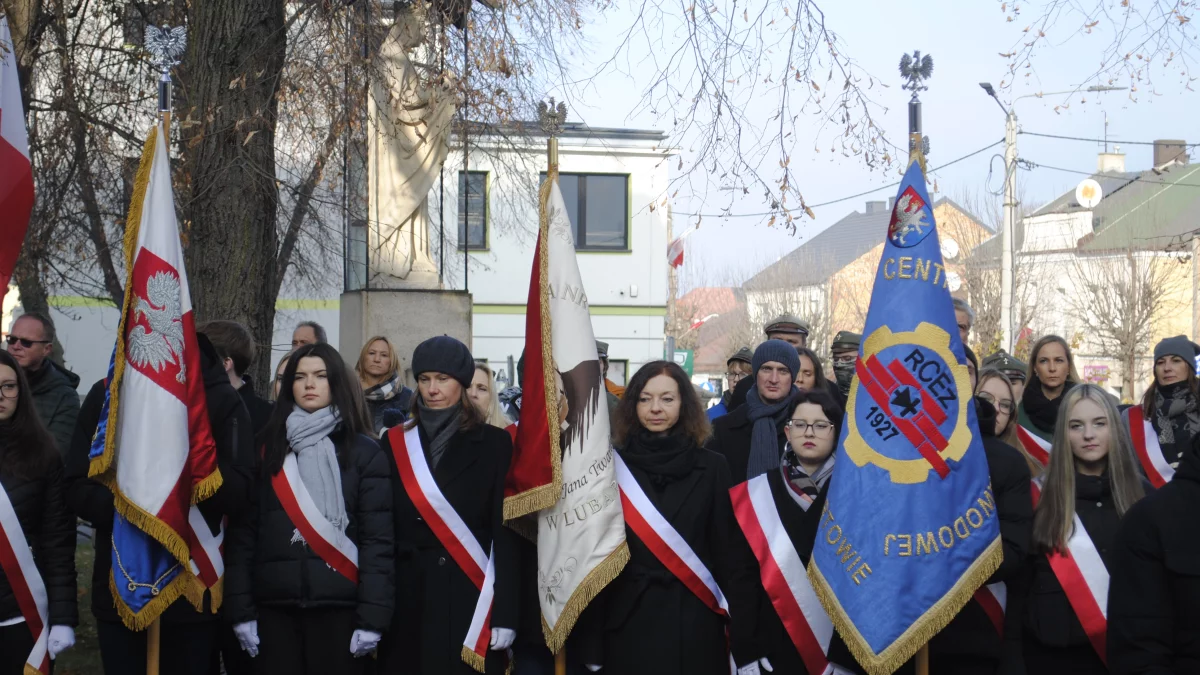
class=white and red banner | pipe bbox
[1128,407,1174,488]
[88,122,221,628]
[0,17,33,305]
[667,224,695,269]
[0,481,49,674]
[1016,425,1051,468]
[730,475,834,675]
[272,453,358,583]
[503,169,628,652]
[389,426,497,672]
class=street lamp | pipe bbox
[976,82,1125,354]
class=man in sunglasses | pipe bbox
[6,313,80,456]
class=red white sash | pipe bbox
[1128,407,1174,488]
[0,481,49,674]
[271,453,359,583]
[1016,425,1051,468]
[972,583,1007,636]
[615,454,736,674]
[730,475,834,675]
[187,506,224,592]
[1030,480,1109,663]
[389,426,497,671]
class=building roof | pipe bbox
[743,197,980,290]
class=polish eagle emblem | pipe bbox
[127,271,187,383]
[888,189,931,248]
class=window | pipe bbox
[458,171,488,250]
[540,173,629,250]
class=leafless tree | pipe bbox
[1065,247,1188,397]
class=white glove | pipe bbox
[47,625,75,659]
[737,657,774,675]
[585,665,603,672]
[489,627,516,650]
[350,629,382,657]
[233,621,259,658]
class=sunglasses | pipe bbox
[5,335,51,348]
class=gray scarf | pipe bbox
[418,400,462,470]
[783,447,835,511]
[286,406,348,538]
[744,385,801,480]
[1154,382,1200,465]
[363,373,402,402]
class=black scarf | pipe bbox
[1022,377,1075,434]
[417,400,461,470]
[1153,381,1200,466]
[619,429,698,491]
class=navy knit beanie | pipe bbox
[412,336,475,389]
[1154,335,1200,365]
[752,339,802,379]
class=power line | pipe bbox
[1020,131,1200,147]
[1020,159,1200,188]
[673,140,1004,219]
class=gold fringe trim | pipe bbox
[461,645,487,674]
[95,477,193,568]
[89,124,157,481]
[181,574,223,615]
[808,535,1002,675]
[505,513,537,543]
[543,541,630,654]
[108,565,193,632]
[503,168,566,520]
[24,664,40,675]
[191,468,223,504]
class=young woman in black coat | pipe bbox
[1017,335,1080,443]
[1023,384,1146,675]
[1108,425,1200,672]
[0,351,77,672]
[602,360,767,675]
[224,343,394,675]
[377,336,518,675]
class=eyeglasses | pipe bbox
[0,383,17,399]
[5,335,50,348]
[786,419,835,437]
[977,391,1015,415]
[831,353,856,365]
[725,371,748,383]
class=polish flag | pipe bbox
[0,17,33,304]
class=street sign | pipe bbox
[673,349,694,376]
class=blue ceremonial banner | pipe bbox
[808,158,1002,674]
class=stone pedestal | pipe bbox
[340,289,473,384]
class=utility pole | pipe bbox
[1001,108,1016,354]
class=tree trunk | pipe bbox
[179,0,286,386]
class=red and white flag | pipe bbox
[0,17,33,305]
[88,122,221,628]
[667,226,695,269]
[503,168,628,653]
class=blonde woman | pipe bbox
[467,363,511,429]
[1023,384,1146,674]
[355,336,413,432]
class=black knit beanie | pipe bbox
[412,336,475,389]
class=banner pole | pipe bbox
[915,643,930,675]
[146,618,162,675]
[554,648,567,675]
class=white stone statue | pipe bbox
[367,11,456,288]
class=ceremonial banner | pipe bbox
[809,159,1001,675]
[504,169,628,651]
[0,17,33,305]
[89,123,221,628]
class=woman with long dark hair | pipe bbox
[1017,335,1080,442]
[793,347,830,395]
[0,351,77,672]
[1023,384,1146,674]
[604,360,768,675]
[1123,335,1200,484]
[377,336,517,675]
[225,343,394,674]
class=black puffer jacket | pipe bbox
[65,334,256,624]
[224,429,395,633]
[1108,439,1200,674]
[28,359,80,457]
[0,457,78,627]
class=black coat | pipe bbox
[931,421,1033,670]
[224,429,394,632]
[706,404,789,485]
[599,446,764,674]
[0,456,77,628]
[64,334,257,624]
[1022,473,1125,675]
[378,423,518,675]
[238,377,274,434]
[1107,445,1200,674]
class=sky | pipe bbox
[545,0,1199,289]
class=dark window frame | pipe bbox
[458,170,489,251]
[540,172,631,252]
